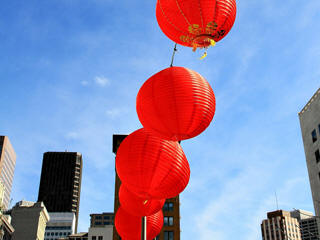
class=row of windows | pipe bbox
[94,215,114,220]
[46,226,72,230]
[91,236,103,240]
[45,231,71,236]
[94,221,113,225]
[311,125,320,143]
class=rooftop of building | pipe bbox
[299,87,320,115]
[90,212,114,216]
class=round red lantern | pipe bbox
[156,0,236,49]
[115,206,163,240]
[119,185,165,217]
[136,67,215,141]
[116,128,190,199]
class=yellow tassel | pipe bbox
[200,52,207,60]
[210,39,216,46]
[143,200,148,205]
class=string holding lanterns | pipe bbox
[156,0,236,56]
[115,0,237,238]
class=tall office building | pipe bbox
[38,152,83,232]
[0,136,16,210]
[112,135,181,240]
[261,210,302,240]
[299,88,320,215]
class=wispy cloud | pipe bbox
[95,76,110,87]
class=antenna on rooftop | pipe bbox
[275,190,279,210]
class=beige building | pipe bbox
[11,200,50,240]
[261,210,302,240]
[0,136,16,210]
[299,88,320,216]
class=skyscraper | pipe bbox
[0,136,16,210]
[38,152,82,232]
[299,88,320,215]
[112,134,181,240]
[261,210,302,240]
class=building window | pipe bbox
[316,150,320,163]
[92,236,96,240]
[164,231,174,240]
[318,172,320,181]
[163,202,174,211]
[98,237,103,240]
[312,129,317,143]
[164,216,174,226]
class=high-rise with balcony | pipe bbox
[299,88,320,215]
[261,210,302,240]
[37,152,83,232]
[0,136,16,210]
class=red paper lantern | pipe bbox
[116,128,190,199]
[115,206,163,240]
[156,0,236,49]
[136,67,215,141]
[119,185,165,217]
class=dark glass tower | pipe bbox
[37,152,82,232]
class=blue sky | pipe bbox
[1,0,320,239]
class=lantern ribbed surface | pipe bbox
[119,184,165,217]
[116,128,190,199]
[136,67,215,141]
[156,0,236,48]
[115,206,163,240]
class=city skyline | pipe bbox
[1,0,320,239]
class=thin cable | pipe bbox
[170,43,178,67]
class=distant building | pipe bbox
[299,88,320,215]
[112,135,181,240]
[11,200,50,240]
[90,213,114,227]
[44,212,76,240]
[0,136,16,210]
[58,232,88,240]
[38,152,83,232]
[261,210,302,240]
[291,209,320,240]
[0,179,14,240]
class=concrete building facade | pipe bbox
[112,135,181,240]
[38,152,83,232]
[11,200,50,240]
[291,209,320,240]
[299,88,320,215]
[261,210,302,240]
[44,212,76,240]
[0,136,16,210]
[90,212,114,227]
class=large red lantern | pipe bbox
[115,206,163,240]
[116,128,190,199]
[119,185,165,217]
[136,67,215,141]
[156,0,236,49]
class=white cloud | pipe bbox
[81,80,89,86]
[95,76,110,87]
